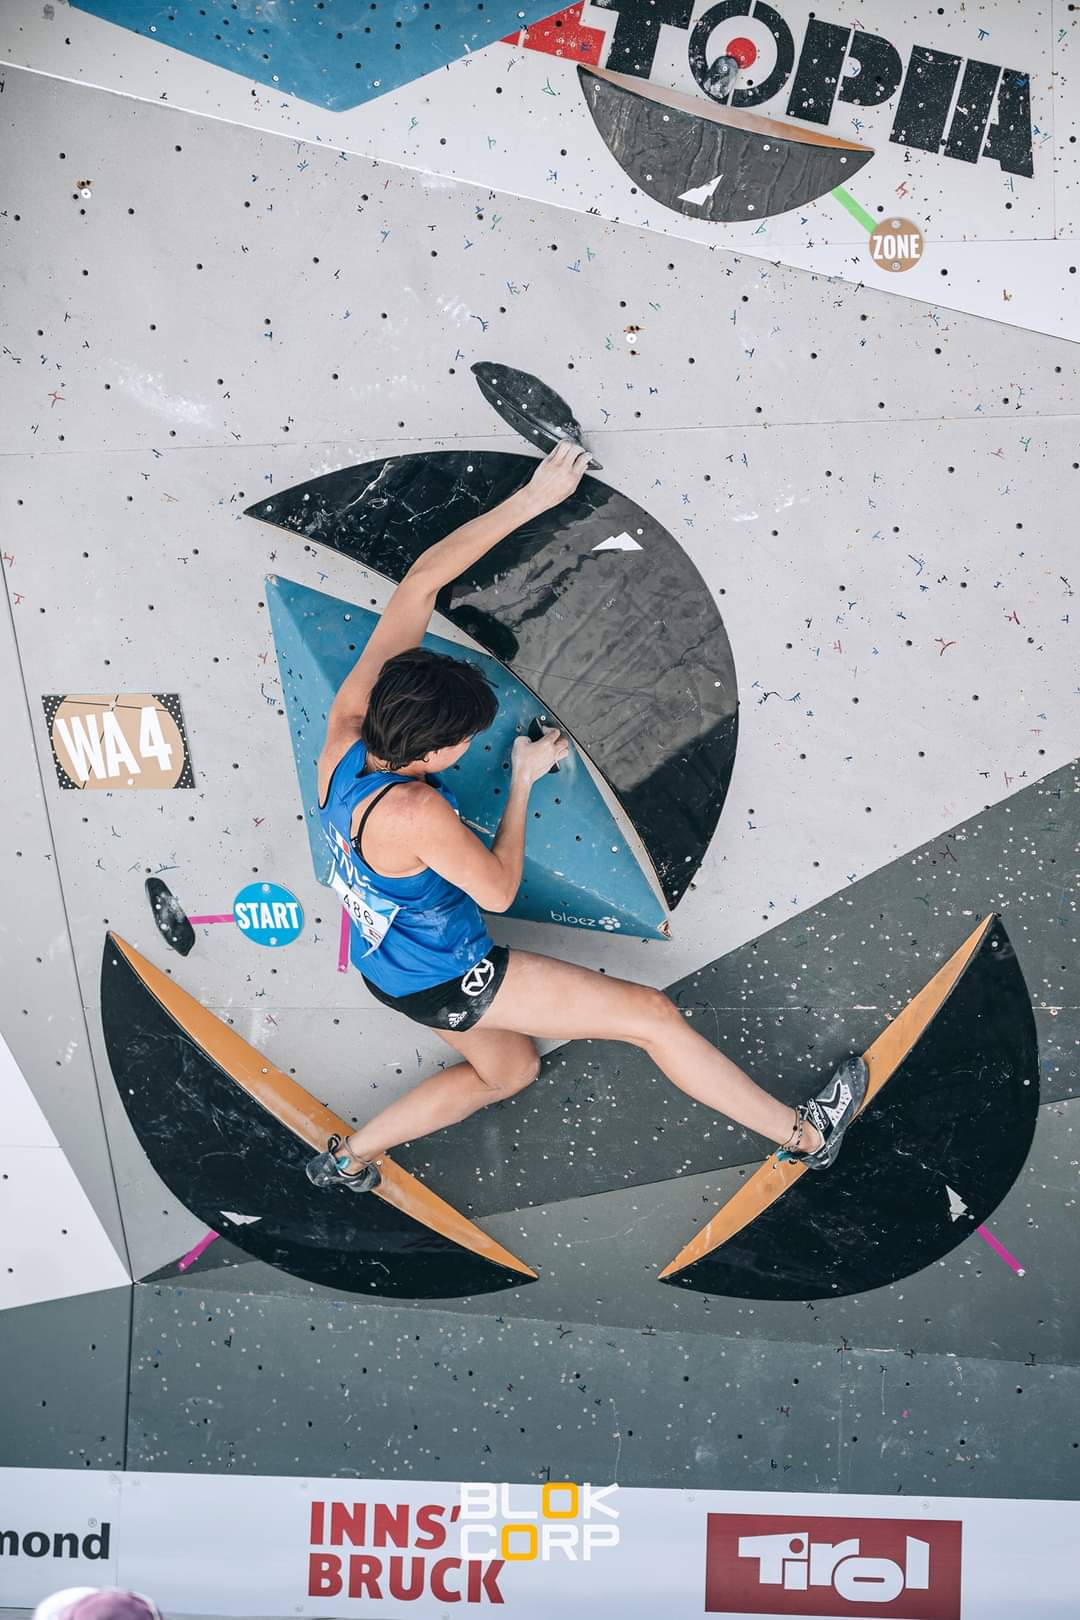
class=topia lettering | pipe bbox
[592,0,1033,176]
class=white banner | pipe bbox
[1,1468,1077,1618]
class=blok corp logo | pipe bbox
[458,1482,620,1563]
[704,1514,962,1619]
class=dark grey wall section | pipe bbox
[124,1279,842,1489]
[144,1096,1080,1370]
[395,759,1080,1216]
[839,1350,1080,1499]
[0,1288,130,1469]
[128,1280,1080,1499]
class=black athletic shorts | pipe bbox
[361,945,511,1032]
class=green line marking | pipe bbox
[831,186,877,234]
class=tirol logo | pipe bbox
[232,881,304,947]
[705,1513,962,1618]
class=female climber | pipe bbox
[306,442,867,1193]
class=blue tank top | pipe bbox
[318,738,495,995]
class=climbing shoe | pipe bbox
[305,1134,382,1192]
[777,1054,869,1171]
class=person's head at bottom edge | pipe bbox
[33,1589,163,1620]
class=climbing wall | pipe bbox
[1,1,1078,1614]
[6,2,1078,338]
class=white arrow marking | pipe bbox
[945,1185,969,1222]
[679,174,724,207]
[221,1210,263,1226]
[593,532,643,552]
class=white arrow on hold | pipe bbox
[221,1210,263,1226]
[679,175,724,206]
[592,532,643,552]
[945,1185,969,1222]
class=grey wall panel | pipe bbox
[84,1023,207,1280]
[0,1288,130,1468]
[631,1095,1079,1371]
[502,1094,1079,1369]
[2,71,1077,460]
[128,1280,841,1490]
[2,0,1074,348]
[839,1348,1080,1499]
[0,550,129,1279]
[394,761,1080,1215]
[143,1095,1080,1371]
[128,1279,1080,1500]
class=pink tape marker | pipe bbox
[187,913,235,926]
[976,1225,1025,1276]
[178,1231,219,1271]
[337,907,351,973]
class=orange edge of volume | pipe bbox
[657,914,996,1280]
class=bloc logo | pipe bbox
[704,1513,963,1618]
[549,910,623,930]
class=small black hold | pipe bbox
[145,877,196,956]
[471,361,602,469]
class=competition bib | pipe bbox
[325,822,400,958]
[329,869,400,957]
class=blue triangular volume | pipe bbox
[70,1,556,111]
[267,576,669,940]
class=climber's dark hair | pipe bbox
[360,648,498,771]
